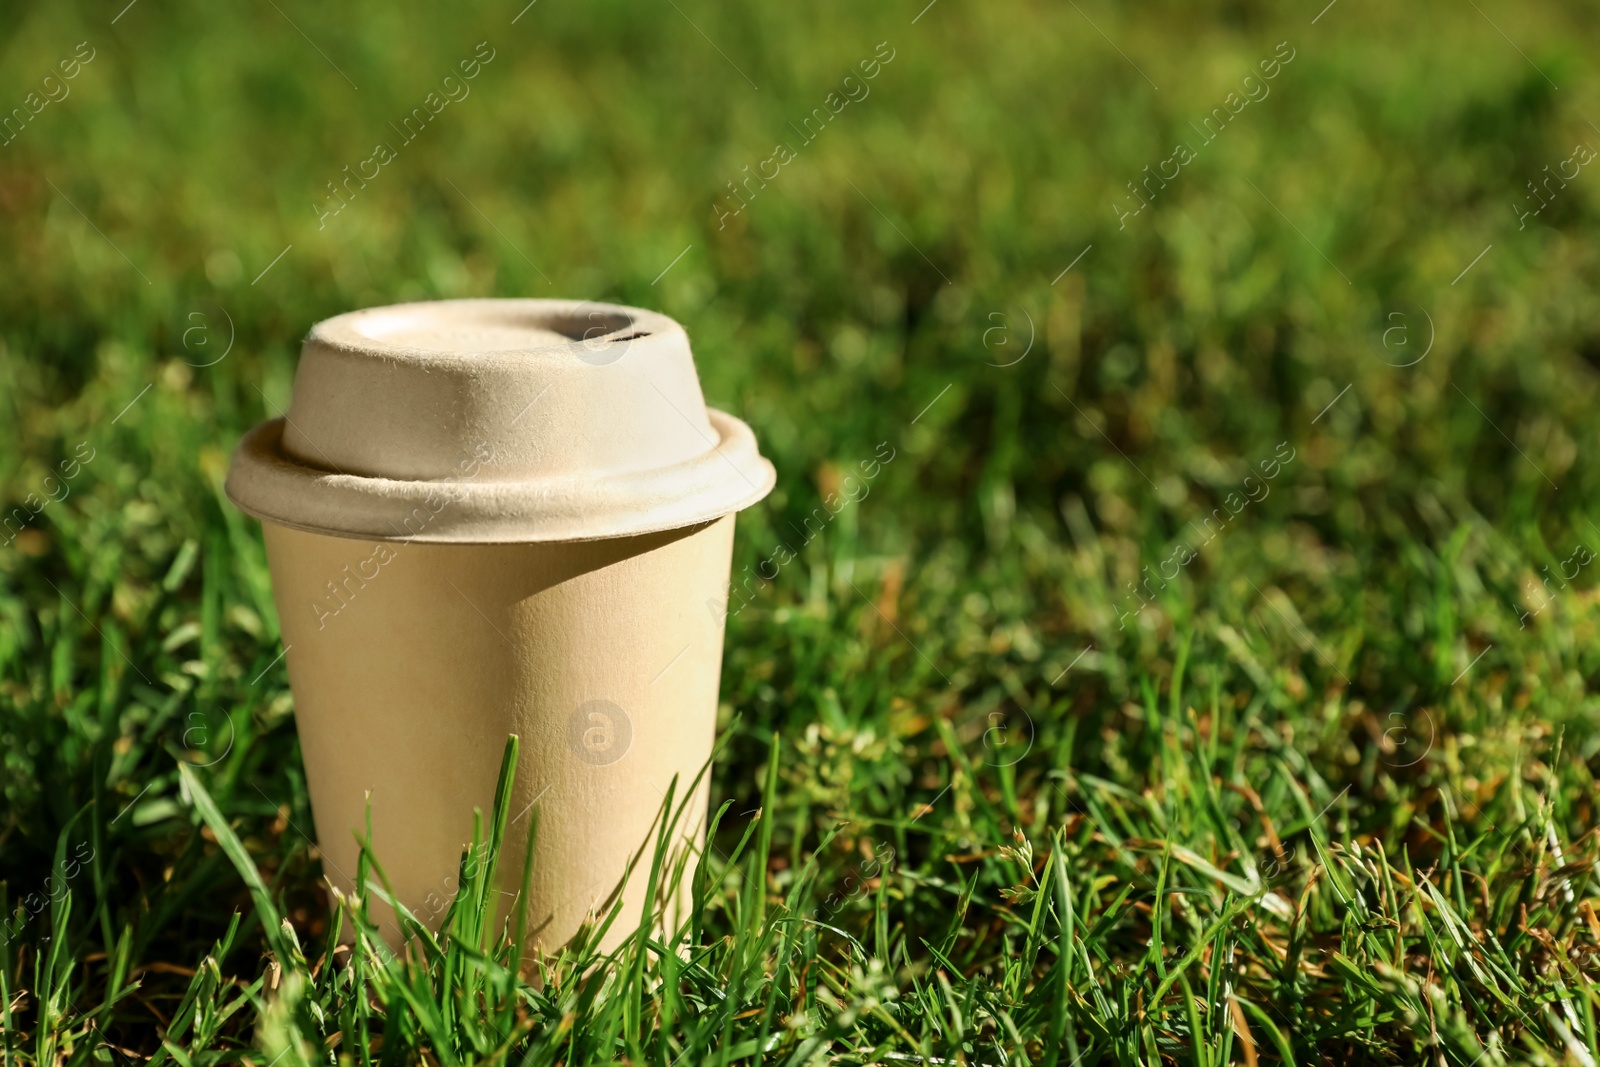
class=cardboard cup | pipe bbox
[226,300,774,954]
[262,517,733,951]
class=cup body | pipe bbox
[261,515,735,954]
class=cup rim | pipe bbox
[227,408,774,544]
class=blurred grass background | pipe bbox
[6,0,1600,1060]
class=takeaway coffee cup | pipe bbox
[225,299,775,954]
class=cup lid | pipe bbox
[225,298,776,543]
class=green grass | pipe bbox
[6,0,1600,1060]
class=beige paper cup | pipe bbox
[226,299,775,954]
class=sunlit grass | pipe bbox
[6,0,1600,1060]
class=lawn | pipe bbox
[4,0,1600,1061]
